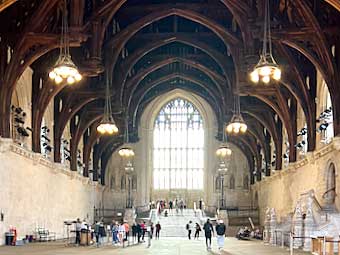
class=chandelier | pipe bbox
[97,73,119,135]
[226,90,247,134]
[216,126,232,157]
[250,0,281,84]
[49,0,82,85]
[118,116,135,158]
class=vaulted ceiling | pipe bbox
[0,0,340,184]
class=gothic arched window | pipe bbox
[153,98,204,190]
[229,175,235,189]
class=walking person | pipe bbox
[203,219,214,251]
[155,221,161,239]
[186,221,193,240]
[194,223,201,239]
[216,220,227,252]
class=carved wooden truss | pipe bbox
[0,0,339,184]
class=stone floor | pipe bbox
[0,238,310,255]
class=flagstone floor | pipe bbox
[0,237,310,255]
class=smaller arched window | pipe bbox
[229,175,235,189]
[132,175,137,190]
[121,175,126,190]
[243,175,249,190]
[110,176,115,190]
[215,176,221,191]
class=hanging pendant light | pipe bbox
[97,73,119,135]
[250,0,281,84]
[49,0,82,84]
[226,89,247,135]
[118,116,135,158]
[216,118,232,157]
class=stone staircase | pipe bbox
[156,209,205,237]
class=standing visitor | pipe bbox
[199,199,203,210]
[216,220,227,251]
[194,223,201,239]
[94,221,101,247]
[155,221,161,239]
[136,222,142,243]
[186,221,193,240]
[118,222,125,245]
[123,221,129,242]
[75,218,81,245]
[141,221,147,241]
[132,223,137,243]
[169,200,173,212]
[150,222,154,239]
[111,221,119,245]
[203,219,214,251]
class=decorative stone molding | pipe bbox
[0,137,12,153]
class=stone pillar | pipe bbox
[269,208,277,245]
[264,207,271,244]
[293,203,303,249]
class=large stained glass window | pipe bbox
[153,98,204,190]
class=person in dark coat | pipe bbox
[136,222,142,243]
[203,219,214,251]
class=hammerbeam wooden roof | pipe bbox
[0,0,340,183]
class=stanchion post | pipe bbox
[290,232,294,255]
[323,236,326,255]
[281,232,284,248]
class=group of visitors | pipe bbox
[74,218,106,247]
[110,221,129,246]
[186,219,226,251]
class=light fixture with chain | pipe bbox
[118,116,135,158]
[216,116,232,157]
[250,0,281,84]
[97,73,119,135]
[49,0,82,85]
[226,88,247,134]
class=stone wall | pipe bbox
[0,138,106,245]
[252,138,340,225]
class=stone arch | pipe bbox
[323,161,337,206]
[137,88,218,206]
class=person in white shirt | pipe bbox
[118,223,125,245]
[186,221,194,240]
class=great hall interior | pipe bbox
[1,0,340,254]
